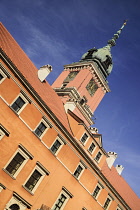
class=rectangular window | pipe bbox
[11,95,27,114]
[86,79,98,96]
[80,133,88,144]
[51,139,62,154]
[104,197,111,210]
[5,153,25,176]
[4,145,33,178]
[25,169,42,191]
[53,194,67,210]
[35,122,47,137]
[88,142,95,153]
[73,164,84,179]
[92,185,101,199]
[23,162,49,194]
[95,151,102,162]
[52,187,73,210]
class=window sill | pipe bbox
[87,150,94,155]
[94,159,100,164]
[49,149,57,157]
[22,185,34,195]
[72,174,80,181]
[3,168,16,180]
[32,131,42,140]
[91,195,97,201]
[9,106,19,116]
[80,141,86,146]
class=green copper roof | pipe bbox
[80,20,127,79]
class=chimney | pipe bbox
[38,65,52,82]
[116,165,124,175]
[90,127,98,134]
[106,152,117,169]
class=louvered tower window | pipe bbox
[86,79,98,96]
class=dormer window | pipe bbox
[86,79,98,96]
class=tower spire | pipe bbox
[107,20,128,47]
[80,20,127,78]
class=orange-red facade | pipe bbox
[0,23,140,210]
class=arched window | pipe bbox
[9,204,20,210]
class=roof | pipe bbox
[102,162,140,210]
[0,22,72,135]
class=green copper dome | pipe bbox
[80,21,127,79]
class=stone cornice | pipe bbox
[64,61,110,93]
[54,87,94,125]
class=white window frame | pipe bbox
[94,151,102,163]
[5,192,31,210]
[0,69,7,84]
[73,162,85,180]
[52,187,73,210]
[0,183,6,192]
[23,162,49,194]
[3,145,32,179]
[88,142,96,154]
[10,93,28,114]
[34,119,49,139]
[0,129,5,140]
[103,195,112,210]
[116,205,123,210]
[50,137,64,155]
[0,124,10,140]
[92,183,102,199]
[80,132,89,145]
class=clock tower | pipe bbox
[52,21,127,126]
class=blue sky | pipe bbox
[1,0,140,197]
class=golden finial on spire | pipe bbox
[108,20,128,47]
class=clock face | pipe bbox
[86,79,98,96]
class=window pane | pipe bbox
[104,198,111,209]
[93,186,100,198]
[81,133,88,144]
[95,152,102,161]
[11,96,25,112]
[89,143,95,153]
[0,73,4,81]
[35,122,47,137]
[54,194,67,210]
[25,169,42,191]
[51,140,61,154]
[74,165,83,178]
[9,204,20,210]
[6,152,25,176]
